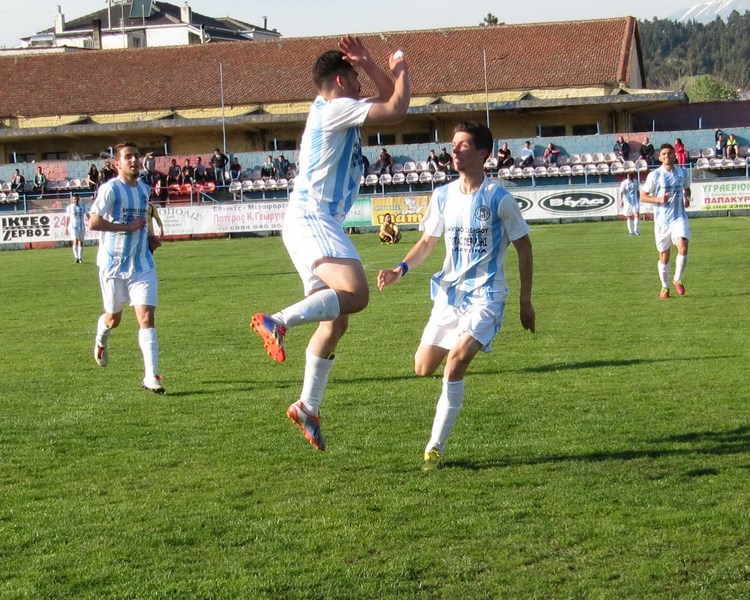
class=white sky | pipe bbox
[0,0,696,48]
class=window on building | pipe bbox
[402,132,431,144]
[367,134,396,146]
[572,124,599,136]
[266,140,297,151]
[539,125,566,137]
[43,151,68,161]
[132,37,142,48]
[13,153,36,163]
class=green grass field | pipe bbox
[2,217,750,599]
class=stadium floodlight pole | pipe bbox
[220,61,227,155]
[483,48,490,128]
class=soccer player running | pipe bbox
[63,194,88,263]
[378,121,535,472]
[89,142,165,394]
[639,143,692,299]
[251,36,411,450]
[618,172,640,236]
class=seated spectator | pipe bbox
[613,135,630,162]
[277,155,291,178]
[33,166,47,194]
[639,137,655,164]
[260,155,277,179]
[497,142,513,167]
[437,147,453,172]
[86,164,99,191]
[180,159,194,185]
[11,169,25,193]
[518,141,534,168]
[674,138,687,166]
[726,133,739,159]
[100,160,116,183]
[543,143,560,165]
[229,158,242,181]
[163,159,177,185]
[379,213,401,244]
[362,154,370,174]
[375,148,393,175]
[715,132,727,158]
[426,149,440,173]
[194,156,206,183]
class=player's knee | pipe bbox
[347,287,369,314]
[414,361,437,377]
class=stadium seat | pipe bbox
[379,174,392,186]
[7,192,19,204]
[484,157,498,171]
[604,152,618,163]
[241,180,254,192]
[610,162,625,175]
[0,192,6,203]
[547,165,560,177]
[695,157,710,170]
[0,182,10,193]
[634,159,649,172]
[391,162,404,174]
[415,161,430,173]
[592,152,605,164]
[567,154,581,165]
[721,158,735,169]
[522,167,535,178]
[739,146,750,158]
[510,167,524,178]
[701,148,715,158]
[557,155,569,166]
[69,178,81,189]
[580,153,594,164]
[432,171,447,183]
[228,181,242,197]
[287,179,295,190]
[251,168,262,180]
[688,148,701,161]
[534,166,548,178]
[622,160,636,173]
[498,168,511,179]
[418,172,433,183]
[402,161,417,174]
[709,158,724,169]
[571,165,585,177]
[365,174,380,187]
[596,163,610,175]
[252,179,265,191]
[733,157,747,167]
[533,156,545,168]
[391,172,406,185]
[559,165,572,177]
[584,164,598,176]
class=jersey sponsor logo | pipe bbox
[513,196,532,213]
[539,192,614,213]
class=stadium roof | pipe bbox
[0,17,646,119]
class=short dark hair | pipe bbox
[453,121,493,156]
[659,143,674,152]
[312,50,354,90]
[114,141,138,159]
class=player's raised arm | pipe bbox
[377,233,439,291]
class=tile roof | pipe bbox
[1,17,639,118]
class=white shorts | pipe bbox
[282,207,360,295]
[654,219,690,252]
[98,269,158,314]
[621,202,640,217]
[70,226,85,242]
[420,299,505,352]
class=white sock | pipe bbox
[96,314,112,347]
[425,379,465,453]
[72,245,78,259]
[674,254,688,282]
[626,218,633,234]
[658,261,670,288]
[138,327,159,377]
[299,349,335,415]
[633,215,639,234]
[272,288,340,329]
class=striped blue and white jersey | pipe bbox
[619,178,640,205]
[289,95,371,218]
[90,178,154,278]
[65,202,87,230]
[641,165,690,232]
[420,178,530,306]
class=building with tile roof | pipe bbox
[0,17,686,164]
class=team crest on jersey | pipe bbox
[474,204,491,222]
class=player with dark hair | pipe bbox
[251,36,411,450]
[378,121,535,471]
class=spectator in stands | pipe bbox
[166,159,181,185]
[154,173,169,203]
[260,155,277,180]
[194,156,206,183]
[438,147,453,172]
[725,133,739,159]
[496,142,513,167]
[362,154,370,174]
[674,138,687,166]
[639,137,655,165]
[180,159,194,185]
[543,143,560,166]
[10,169,25,193]
[715,132,727,158]
[100,160,116,183]
[277,155,291,178]
[87,164,100,191]
[518,141,534,168]
[143,152,156,185]
[426,149,440,173]
[714,128,725,143]
[33,166,47,195]
[613,135,630,162]
[211,148,229,185]
[375,147,393,175]
[229,157,242,181]
[379,212,401,244]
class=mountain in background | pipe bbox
[668,0,750,23]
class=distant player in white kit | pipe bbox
[618,172,640,236]
[378,121,535,471]
[639,143,692,299]
[88,141,165,394]
[251,36,411,451]
[63,194,88,263]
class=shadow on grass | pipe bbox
[446,425,750,471]
[515,355,737,374]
